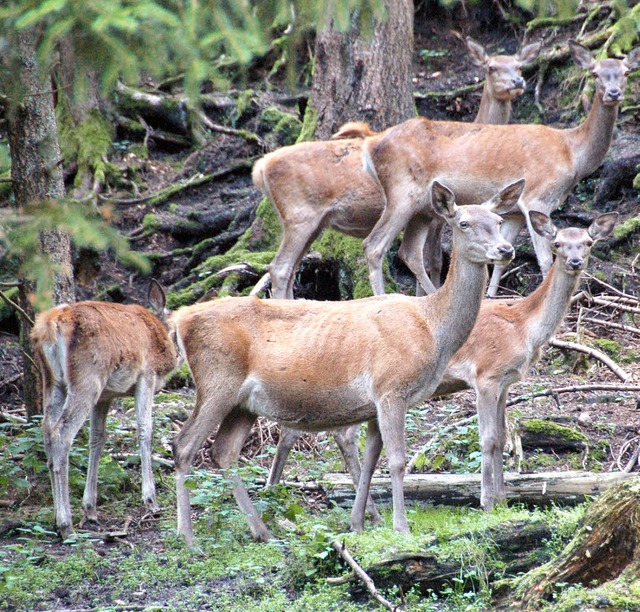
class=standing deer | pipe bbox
[171,179,522,545]
[252,39,538,299]
[262,39,540,498]
[435,211,618,509]
[31,281,180,540]
[361,40,640,297]
[268,212,618,513]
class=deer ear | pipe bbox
[431,181,457,219]
[517,41,542,64]
[569,39,596,71]
[486,178,526,216]
[466,37,489,67]
[148,279,167,318]
[623,47,640,71]
[588,212,618,241]
[529,211,557,239]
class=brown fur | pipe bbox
[32,285,179,540]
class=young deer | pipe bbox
[361,40,640,297]
[31,281,180,540]
[252,40,537,299]
[171,179,522,545]
[435,211,618,510]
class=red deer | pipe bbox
[171,180,522,545]
[361,40,639,297]
[267,212,618,512]
[31,281,180,540]
[252,40,538,299]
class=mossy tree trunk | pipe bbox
[514,479,640,608]
[3,28,75,418]
[307,0,415,139]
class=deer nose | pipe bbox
[607,87,622,100]
[567,257,583,270]
[498,244,515,259]
[514,77,525,89]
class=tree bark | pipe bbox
[3,28,75,417]
[309,0,415,139]
[321,471,638,508]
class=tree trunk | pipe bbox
[309,0,415,139]
[513,479,640,609]
[3,28,75,418]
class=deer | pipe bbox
[261,39,540,497]
[31,281,180,540]
[252,39,538,300]
[170,179,523,545]
[360,40,640,298]
[267,212,618,513]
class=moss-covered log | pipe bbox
[514,479,640,607]
[337,519,552,600]
[322,471,638,508]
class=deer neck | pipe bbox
[566,93,618,180]
[475,90,511,125]
[520,260,582,349]
[423,251,488,359]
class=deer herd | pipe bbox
[30,38,638,543]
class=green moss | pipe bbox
[165,363,192,388]
[167,250,275,309]
[521,419,588,443]
[58,108,114,187]
[297,103,319,143]
[613,216,640,240]
[259,106,302,147]
[592,338,622,358]
[142,213,160,235]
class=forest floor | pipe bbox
[1,3,640,611]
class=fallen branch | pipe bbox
[549,338,631,382]
[591,295,640,315]
[507,383,640,407]
[100,158,256,206]
[329,539,401,611]
[582,316,640,337]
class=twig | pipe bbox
[583,272,637,301]
[591,296,640,315]
[618,437,640,472]
[582,316,640,337]
[507,383,640,406]
[329,539,401,611]
[549,338,631,382]
[0,288,35,326]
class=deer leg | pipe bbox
[487,215,525,297]
[211,409,272,542]
[269,223,321,299]
[398,216,437,295]
[43,384,100,540]
[493,386,510,504]
[350,419,383,532]
[376,396,409,532]
[476,381,501,511]
[173,393,234,547]
[81,399,111,525]
[134,373,160,512]
[333,425,382,523]
[363,207,413,295]
[267,427,303,486]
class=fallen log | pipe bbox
[320,471,638,509]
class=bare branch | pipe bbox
[549,338,631,382]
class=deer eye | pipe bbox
[586,240,594,247]
[553,242,561,249]
[488,66,497,74]
[460,221,469,229]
